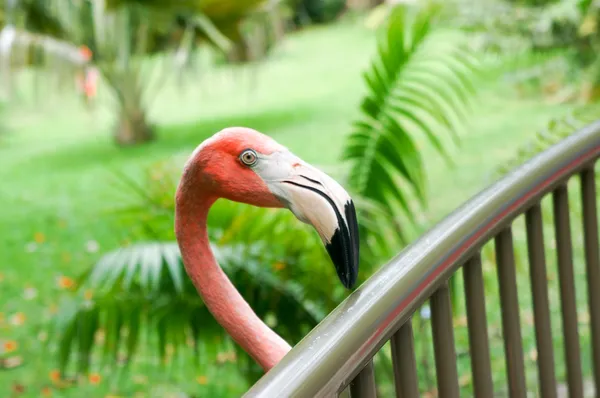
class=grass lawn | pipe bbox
[1,16,598,397]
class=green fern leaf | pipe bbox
[344,2,481,250]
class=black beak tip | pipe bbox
[340,265,358,290]
[325,199,360,291]
[325,236,361,291]
[325,236,359,290]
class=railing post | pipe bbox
[350,360,377,398]
[431,282,460,398]
[581,167,600,391]
[463,253,495,397]
[391,320,419,398]
[495,227,527,398]
[553,184,584,398]
[525,204,557,398]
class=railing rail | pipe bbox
[244,121,600,398]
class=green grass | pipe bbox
[0,16,598,397]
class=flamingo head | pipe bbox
[180,127,360,289]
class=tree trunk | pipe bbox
[225,25,251,64]
[226,40,251,64]
[114,107,154,146]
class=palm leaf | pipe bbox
[0,24,88,81]
[344,2,481,251]
[51,240,328,377]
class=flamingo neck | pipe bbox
[174,191,291,372]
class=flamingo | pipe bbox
[174,127,360,372]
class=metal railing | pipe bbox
[244,121,600,398]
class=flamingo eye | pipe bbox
[239,149,258,166]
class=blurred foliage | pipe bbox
[289,0,346,26]
[506,0,556,4]
[0,0,349,67]
[0,0,357,146]
[218,1,288,63]
[1,0,267,54]
[445,0,600,101]
[0,0,287,144]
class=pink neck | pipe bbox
[175,192,291,372]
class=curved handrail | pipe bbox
[244,121,600,398]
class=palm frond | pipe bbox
[1,25,88,65]
[344,2,481,249]
[51,240,327,377]
[1,0,240,107]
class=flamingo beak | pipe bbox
[257,152,360,289]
